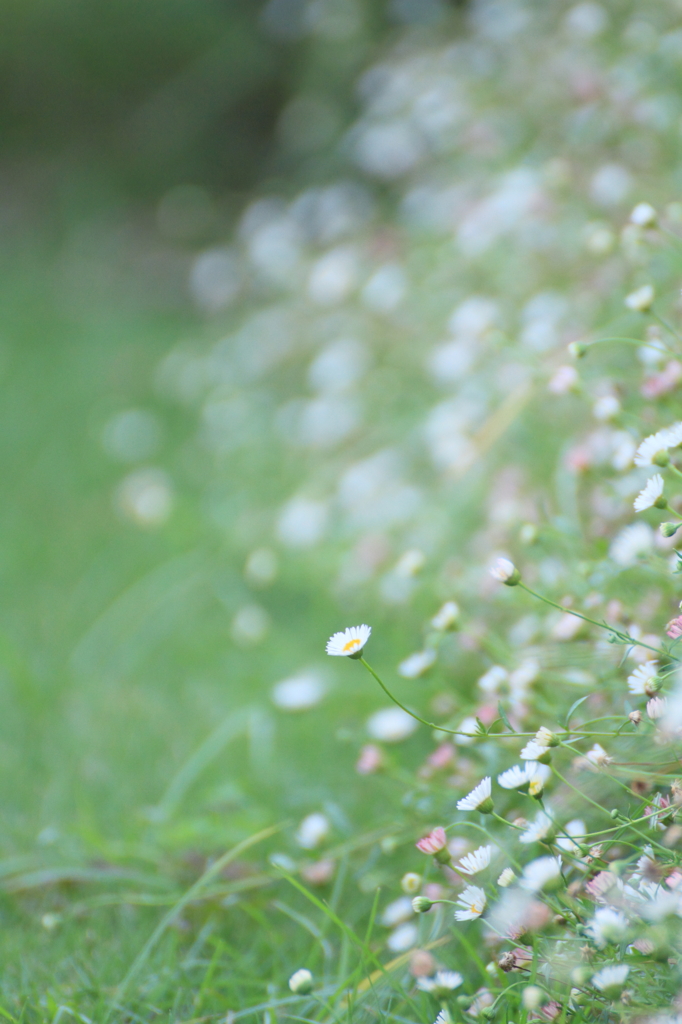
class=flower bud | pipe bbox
[630,202,657,227]
[628,710,642,726]
[411,895,433,913]
[289,969,314,994]
[661,522,680,538]
[568,340,588,358]
[653,450,670,467]
[490,558,521,586]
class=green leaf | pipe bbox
[564,694,590,730]
[497,701,515,733]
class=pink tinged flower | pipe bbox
[416,827,447,855]
[356,744,383,775]
[667,615,682,640]
[641,360,682,399]
[427,743,455,769]
[454,884,487,921]
[548,365,578,394]
[647,696,667,720]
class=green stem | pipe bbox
[517,583,669,659]
[586,335,677,357]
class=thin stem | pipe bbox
[517,583,669,659]
[586,335,677,357]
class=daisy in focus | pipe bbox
[326,624,371,658]
[457,844,492,875]
[454,884,487,921]
[456,777,493,813]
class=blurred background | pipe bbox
[3,0,682,999]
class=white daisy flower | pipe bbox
[647,696,667,720]
[624,284,654,312]
[555,818,585,854]
[519,739,550,761]
[456,777,493,812]
[634,473,665,512]
[498,764,532,789]
[635,422,682,467]
[586,907,629,948]
[454,884,487,921]
[630,202,657,227]
[289,969,314,994]
[609,522,654,566]
[519,811,553,845]
[628,662,659,696]
[417,971,464,995]
[458,844,492,875]
[489,557,520,585]
[326,624,371,657]
[497,867,516,887]
[592,964,629,994]
[519,855,562,891]
[430,601,460,631]
[398,649,436,678]
[535,726,557,747]
[585,743,611,767]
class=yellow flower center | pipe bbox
[342,637,361,653]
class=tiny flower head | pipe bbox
[398,649,436,678]
[585,743,611,767]
[326,624,371,658]
[519,811,554,845]
[498,764,532,789]
[520,855,563,891]
[412,895,434,913]
[592,964,629,997]
[586,907,629,948]
[456,777,493,813]
[490,557,520,586]
[497,867,516,887]
[520,739,551,762]
[430,600,460,631]
[458,844,492,875]
[634,474,665,512]
[401,872,422,894]
[667,614,682,640]
[417,970,463,996]
[454,884,487,921]
[416,826,448,856]
[628,662,659,696]
[647,696,667,720]
[624,284,655,312]
[289,968,314,994]
[535,726,559,748]
[630,202,657,227]
[634,422,682,467]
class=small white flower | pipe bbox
[478,665,508,694]
[628,662,658,696]
[458,844,492,875]
[535,726,556,747]
[430,601,460,631]
[634,473,665,512]
[520,855,562,891]
[456,777,492,812]
[326,624,371,657]
[624,284,655,311]
[586,907,629,948]
[366,707,417,743]
[609,522,654,566]
[635,423,682,467]
[296,813,330,849]
[289,968,314,994]
[497,867,516,887]
[398,649,437,679]
[647,696,667,720]
[498,764,532,789]
[401,872,422,894]
[630,202,657,227]
[591,964,629,993]
[519,739,549,761]
[585,743,611,767]
[418,971,464,995]
[556,818,586,855]
[490,557,519,584]
[519,811,553,845]
[386,922,417,952]
[454,884,487,921]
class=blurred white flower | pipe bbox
[625,284,655,312]
[277,497,329,548]
[398,649,436,678]
[609,522,654,566]
[231,604,270,645]
[366,707,418,743]
[361,263,407,313]
[271,671,326,711]
[586,907,629,948]
[431,601,459,630]
[628,662,658,696]
[592,964,629,994]
[288,968,314,994]
[296,812,330,849]
[520,855,562,890]
[478,665,508,695]
[386,921,418,951]
[381,896,414,927]
[497,868,516,887]
[417,971,463,995]
[307,338,369,393]
[116,469,173,527]
[190,248,242,312]
[635,423,682,466]
[308,247,359,305]
[519,811,553,845]
[630,202,657,227]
